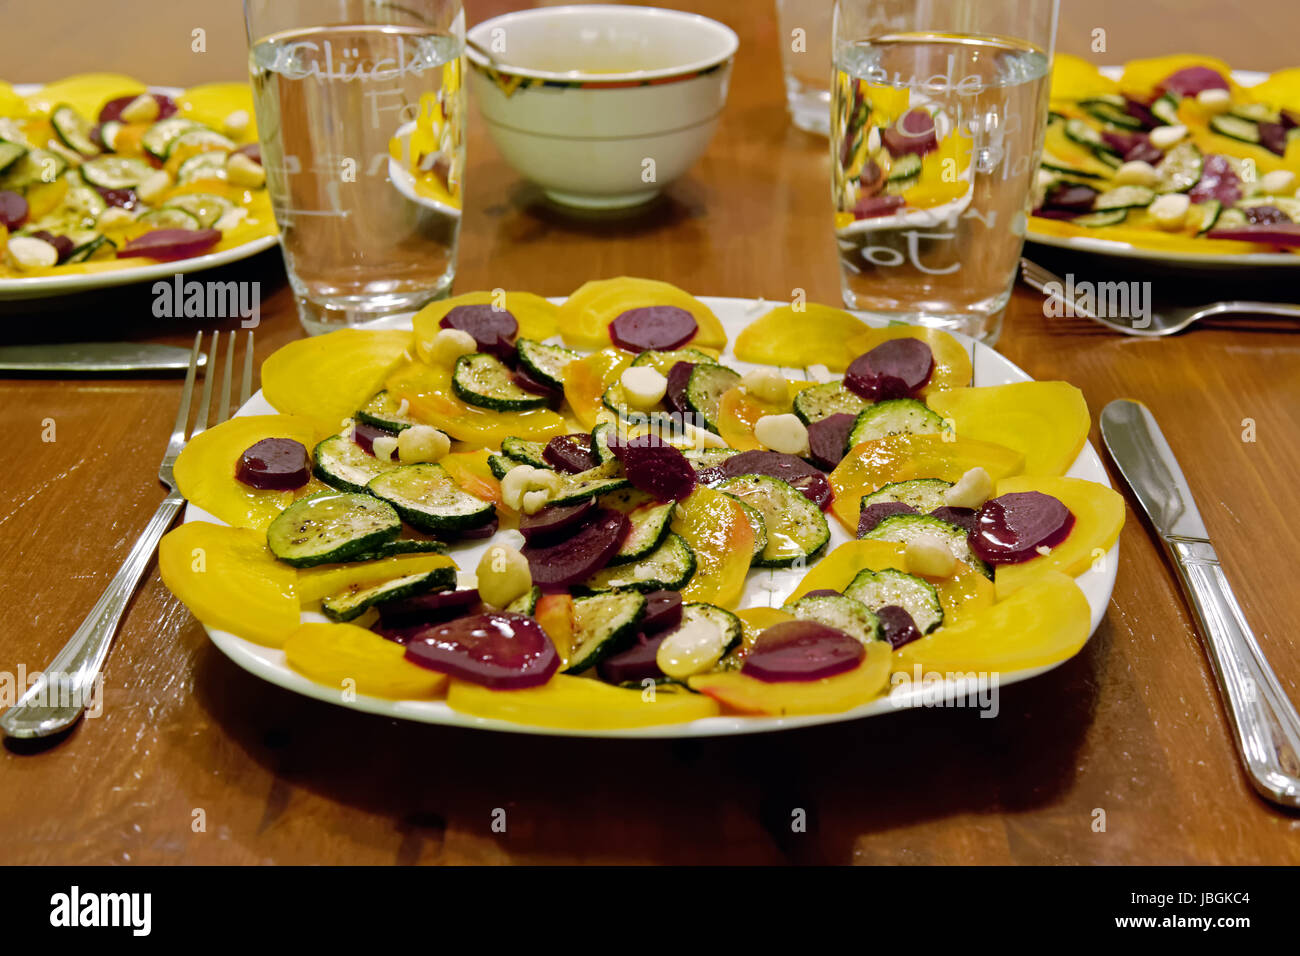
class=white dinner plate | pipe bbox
[188,297,1119,738]
[0,85,280,301]
[1025,69,1299,269]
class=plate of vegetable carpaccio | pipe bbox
[0,73,277,299]
[1027,55,1300,266]
[159,278,1125,737]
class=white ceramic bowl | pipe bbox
[466,5,738,208]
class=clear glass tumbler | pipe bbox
[244,0,466,334]
[776,0,834,136]
[831,0,1058,343]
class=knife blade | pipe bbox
[1101,398,1300,808]
[0,342,205,374]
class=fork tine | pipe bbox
[169,332,203,450]
[217,330,236,423]
[190,332,220,438]
[239,330,254,407]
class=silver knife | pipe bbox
[0,342,206,374]
[1101,399,1300,808]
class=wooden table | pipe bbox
[2,1,1298,865]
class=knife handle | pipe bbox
[1168,536,1300,807]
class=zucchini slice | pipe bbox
[578,533,697,593]
[732,497,769,562]
[1213,207,1248,229]
[1151,94,1180,126]
[550,461,630,505]
[1154,141,1203,194]
[598,487,654,512]
[267,492,401,568]
[1209,114,1260,145]
[65,234,116,263]
[847,398,943,446]
[1064,117,1119,160]
[887,152,923,182]
[515,338,579,390]
[487,453,515,480]
[629,347,719,373]
[165,128,235,158]
[138,207,201,230]
[717,474,829,568]
[1194,199,1222,235]
[1079,97,1143,131]
[860,478,953,515]
[321,568,455,623]
[792,380,869,424]
[356,390,422,432]
[1093,185,1156,211]
[0,148,67,189]
[51,104,99,156]
[670,602,743,658]
[63,173,108,226]
[505,585,541,616]
[0,141,27,175]
[500,436,550,469]
[452,352,549,411]
[684,363,741,434]
[786,593,881,645]
[312,433,397,493]
[591,421,617,464]
[682,447,739,470]
[141,117,203,159]
[862,513,991,579]
[348,538,449,560]
[609,500,676,565]
[601,381,674,425]
[367,463,497,533]
[1039,152,1112,182]
[176,151,228,184]
[1073,209,1128,227]
[843,567,944,634]
[565,590,647,673]
[80,155,154,189]
[162,192,235,229]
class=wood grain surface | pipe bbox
[1,0,1298,864]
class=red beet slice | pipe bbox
[844,337,935,401]
[971,491,1076,565]
[664,361,696,415]
[0,190,28,229]
[404,611,559,689]
[882,109,938,157]
[1042,183,1099,213]
[640,590,683,635]
[609,306,698,353]
[853,194,904,220]
[118,228,221,261]
[1188,154,1241,205]
[27,230,75,263]
[802,588,843,598]
[858,157,884,192]
[1124,139,1165,166]
[512,366,560,399]
[439,304,519,357]
[709,449,833,509]
[98,92,177,124]
[928,505,976,534]
[378,588,481,628]
[233,143,262,165]
[741,620,865,683]
[544,434,598,473]
[235,437,310,490]
[1244,205,1290,225]
[806,413,857,469]
[94,186,138,209]
[597,632,667,685]
[1205,223,1300,247]
[351,420,395,455]
[1259,122,1289,157]
[1122,98,1159,130]
[456,516,499,540]
[858,501,918,536]
[876,605,922,649]
[608,434,696,502]
[521,507,629,588]
[1157,66,1229,98]
[518,498,598,541]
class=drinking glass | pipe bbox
[776,0,834,136]
[243,0,466,334]
[831,0,1058,343]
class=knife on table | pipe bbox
[1101,398,1300,808]
[0,342,205,374]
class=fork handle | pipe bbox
[1217,302,1300,320]
[1168,536,1300,807]
[0,489,186,739]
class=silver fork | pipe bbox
[0,331,254,739]
[1020,257,1300,336]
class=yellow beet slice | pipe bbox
[1049,53,1120,102]
[562,348,632,430]
[296,552,457,605]
[412,290,559,343]
[176,82,258,141]
[447,674,719,729]
[24,72,146,117]
[671,487,755,609]
[173,414,323,531]
[284,622,448,699]
[829,434,1024,533]
[534,593,575,668]
[715,380,813,451]
[846,325,973,398]
[786,539,994,622]
[1250,68,1300,113]
[385,358,568,445]
[558,277,727,350]
[262,329,414,435]
[928,381,1090,476]
[991,476,1126,599]
[689,642,891,716]
[895,571,1090,674]
[158,522,299,647]
[733,303,872,372]
[1117,54,1237,101]
[440,449,505,509]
